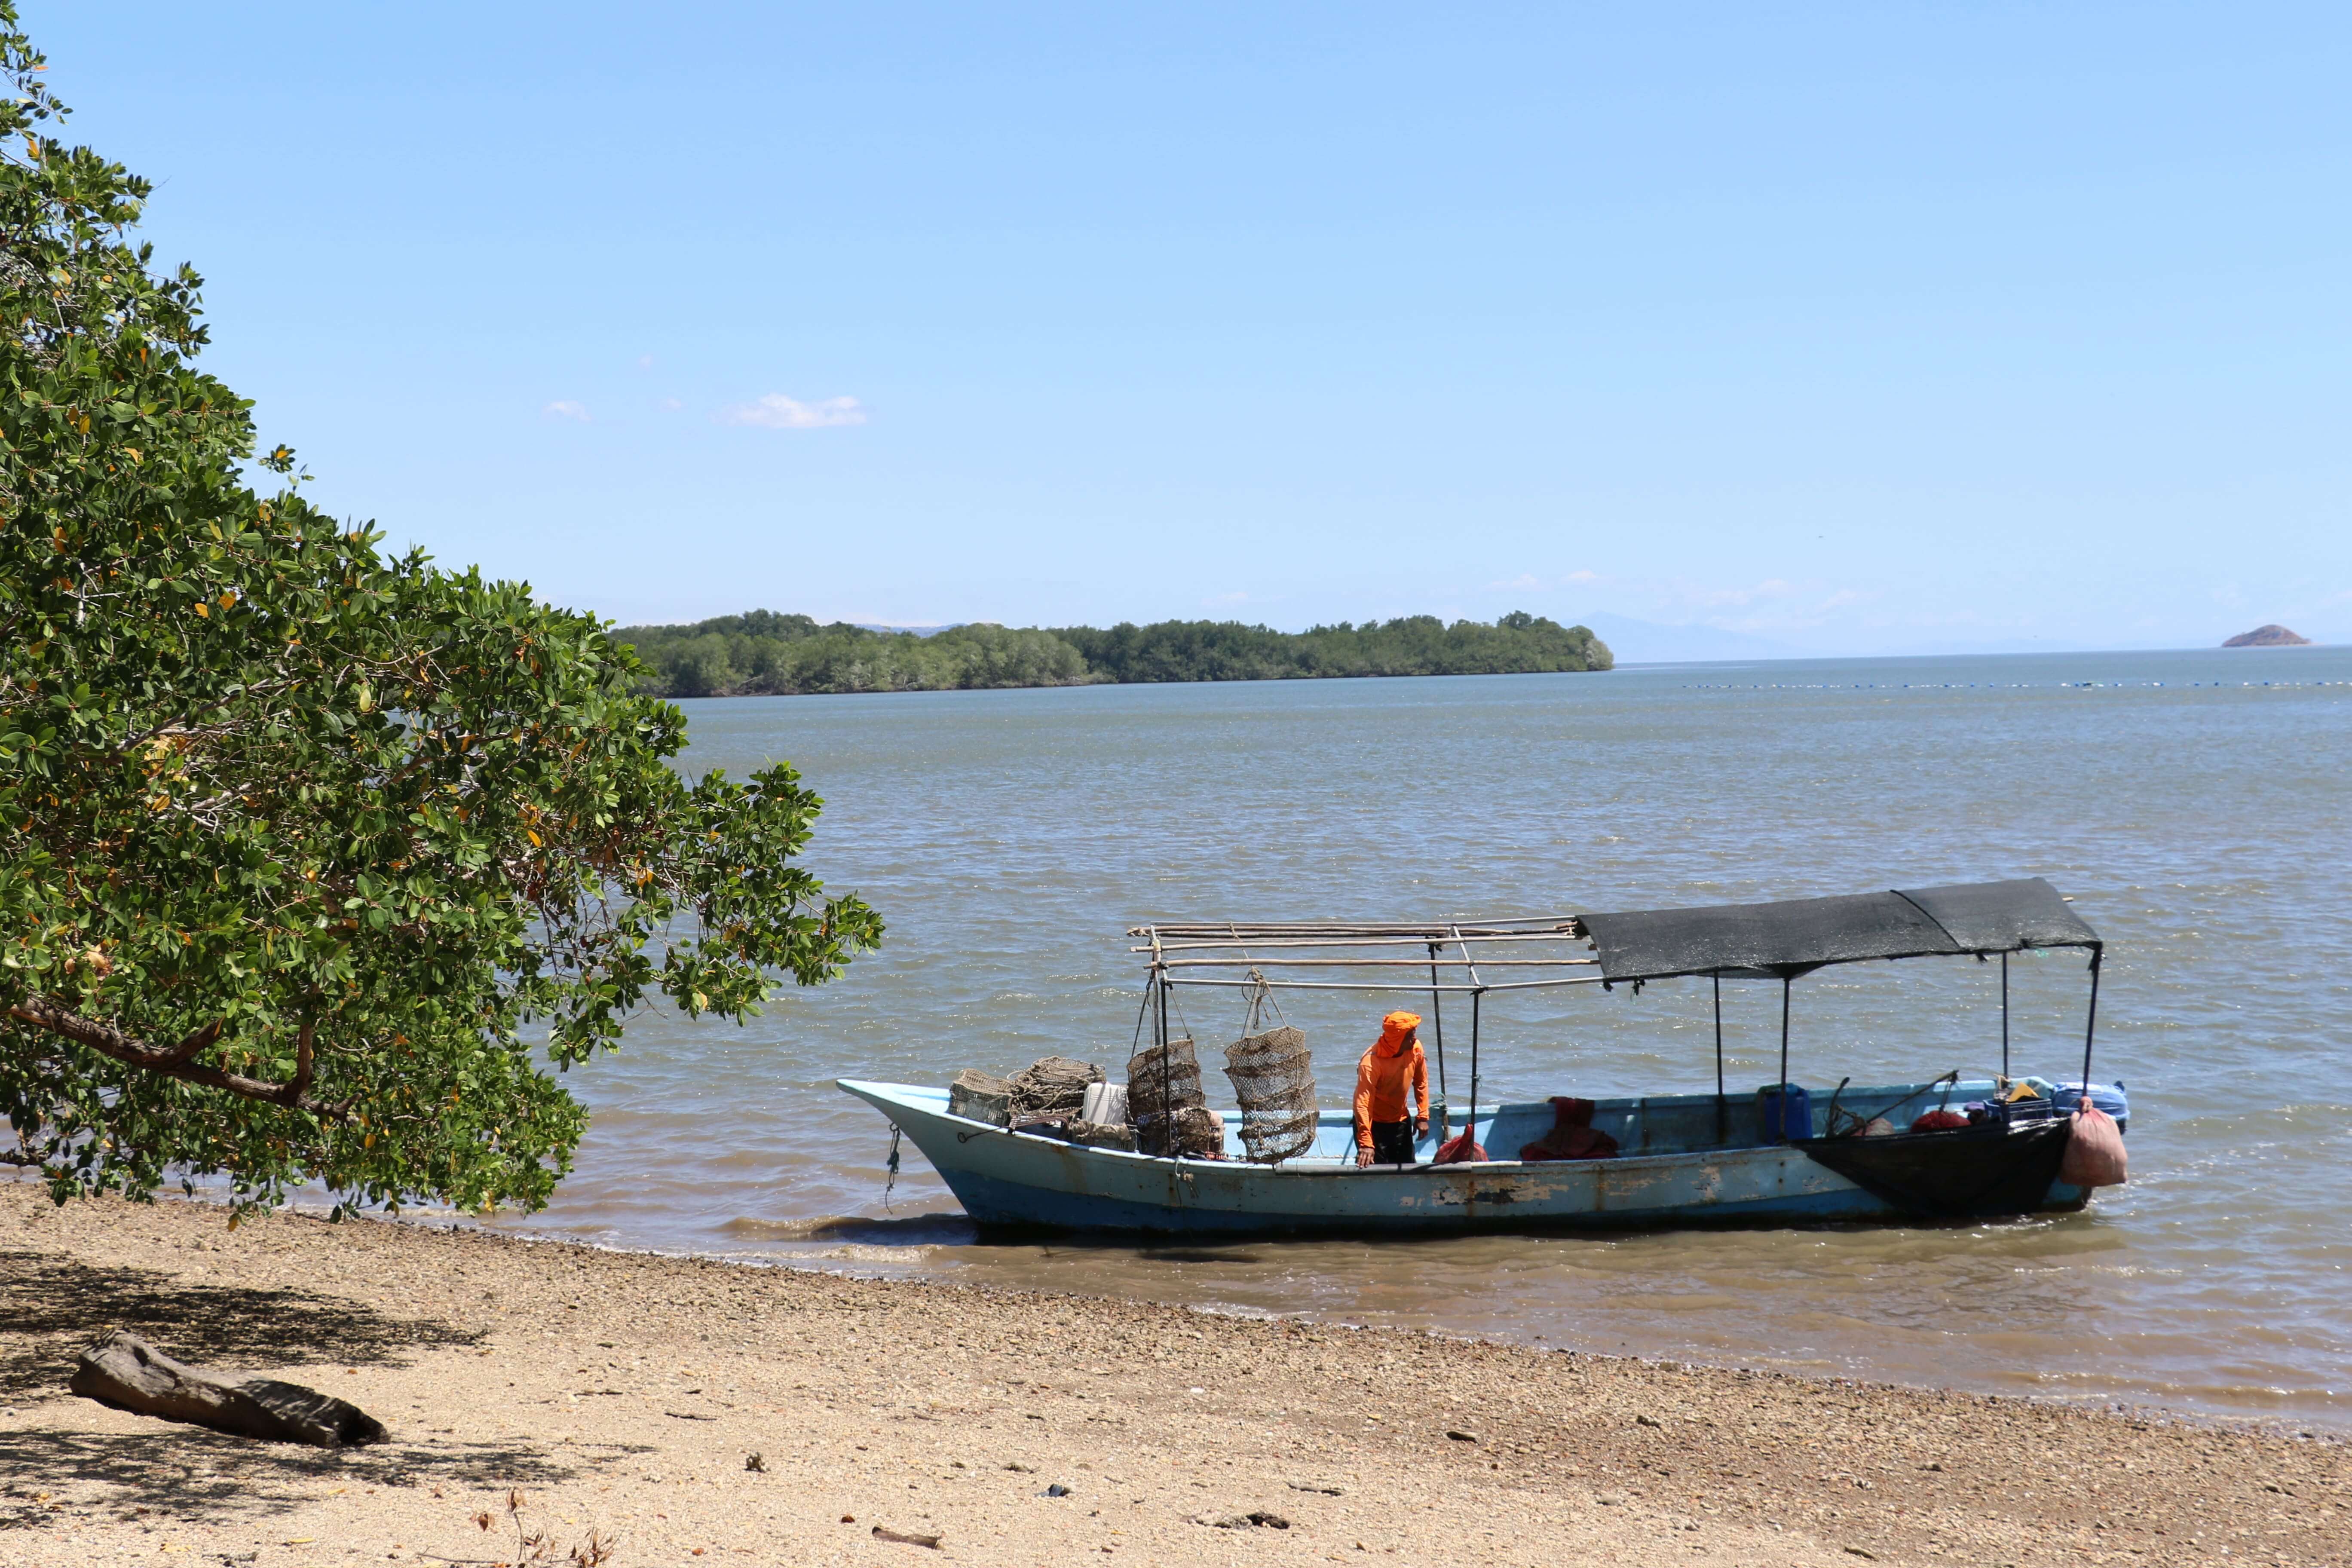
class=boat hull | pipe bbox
[837,1080,2092,1237]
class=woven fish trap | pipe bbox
[1167,1104,1227,1161]
[1224,1025,1317,1164]
[1006,1055,1103,1121]
[1126,1036,1215,1158]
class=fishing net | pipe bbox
[1167,1105,1226,1160]
[1224,1026,1317,1163]
[948,1069,1017,1126]
[1007,1056,1104,1121]
[1126,1036,1220,1158]
[1064,1118,1138,1152]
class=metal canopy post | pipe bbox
[1445,925,1488,1154]
[1426,942,1448,1139]
[2001,951,2011,1078]
[1153,939,1174,1161]
[1777,974,1793,1139]
[1467,989,1482,1145]
[1713,972,1726,1146]
[2079,946,2102,1089]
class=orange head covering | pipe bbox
[1376,1011,1422,1055]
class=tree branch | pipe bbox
[159,1017,223,1065]
[6,997,339,1118]
[287,1017,315,1103]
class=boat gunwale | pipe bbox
[836,1077,1887,1179]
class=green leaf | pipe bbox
[0,8,880,1218]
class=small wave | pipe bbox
[790,1243,949,1264]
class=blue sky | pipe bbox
[35,3,2352,655]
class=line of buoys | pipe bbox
[1672,678,2347,692]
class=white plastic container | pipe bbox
[1081,1080,1129,1127]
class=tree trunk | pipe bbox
[70,1329,386,1447]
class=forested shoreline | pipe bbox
[610,609,1612,696]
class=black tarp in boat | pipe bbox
[1573,877,2099,983]
[1797,1120,2077,1219]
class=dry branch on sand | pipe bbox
[70,1328,386,1447]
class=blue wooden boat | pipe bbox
[838,878,2124,1237]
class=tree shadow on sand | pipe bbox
[0,1424,640,1529]
[0,1249,484,1398]
[0,1249,652,1528]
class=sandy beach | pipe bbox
[1,1181,2343,1568]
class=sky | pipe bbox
[31,2,2352,657]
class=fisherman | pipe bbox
[1354,1010,1431,1167]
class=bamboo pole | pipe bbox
[1130,922,1582,939]
[1136,933,1587,952]
[1161,975,1609,994]
[1152,956,1598,969]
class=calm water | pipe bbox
[490,646,2352,1429]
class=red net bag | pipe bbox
[2059,1105,2128,1188]
[1433,1128,1487,1164]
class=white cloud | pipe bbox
[658,396,684,411]
[719,393,867,430]
[1205,591,1250,606]
[543,400,591,423]
[1484,570,1608,591]
[635,354,655,371]
[1694,577,1795,609]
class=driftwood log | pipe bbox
[70,1329,386,1447]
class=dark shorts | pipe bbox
[1369,1119,1418,1165]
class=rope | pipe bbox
[1232,928,1289,1030]
[1828,1070,1963,1137]
[1165,982,1194,1041]
[1239,966,1288,1033]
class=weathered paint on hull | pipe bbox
[838,1079,2089,1236]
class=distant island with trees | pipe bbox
[610,610,1613,697]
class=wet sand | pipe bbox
[1,1181,2345,1567]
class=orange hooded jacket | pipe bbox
[1353,1011,1431,1150]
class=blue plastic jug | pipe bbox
[1758,1082,1812,1142]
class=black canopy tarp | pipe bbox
[1574,877,2098,983]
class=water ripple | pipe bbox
[487,645,2352,1428]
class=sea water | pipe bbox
[489,645,2352,1429]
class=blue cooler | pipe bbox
[1758,1083,1812,1142]
[2053,1081,2129,1132]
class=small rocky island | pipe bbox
[2222,624,2311,647]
